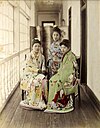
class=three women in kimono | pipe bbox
[20,37,77,112]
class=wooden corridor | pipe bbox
[0,85,100,128]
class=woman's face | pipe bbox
[32,43,41,53]
[60,45,69,55]
[52,31,60,42]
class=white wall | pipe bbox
[62,0,68,26]
[37,12,59,26]
[66,0,80,57]
[65,0,100,101]
[87,1,100,101]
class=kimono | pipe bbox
[48,41,62,76]
[45,50,78,113]
[20,51,47,110]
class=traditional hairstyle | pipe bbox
[32,38,41,46]
[60,39,71,48]
[52,26,61,36]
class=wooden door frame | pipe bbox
[68,7,72,44]
[80,0,87,84]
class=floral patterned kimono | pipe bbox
[20,51,48,110]
[45,50,78,113]
[48,41,63,76]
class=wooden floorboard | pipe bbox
[0,86,100,128]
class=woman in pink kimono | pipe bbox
[45,39,78,113]
[20,39,47,110]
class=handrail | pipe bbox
[0,48,30,112]
[0,48,30,65]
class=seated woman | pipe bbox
[20,38,47,110]
[45,39,78,113]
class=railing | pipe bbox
[0,48,30,112]
[0,53,20,112]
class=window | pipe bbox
[20,13,30,51]
[42,21,55,27]
[0,1,14,58]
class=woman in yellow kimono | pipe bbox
[20,38,47,110]
[45,39,78,113]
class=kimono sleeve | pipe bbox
[42,55,46,71]
[59,53,76,83]
[25,53,38,73]
[48,43,54,60]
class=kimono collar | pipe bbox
[31,51,41,60]
[62,49,71,61]
[53,41,60,46]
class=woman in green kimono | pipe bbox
[45,39,78,113]
[20,38,47,110]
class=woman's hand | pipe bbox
[38,69,42,74]
[42,70,48,75]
